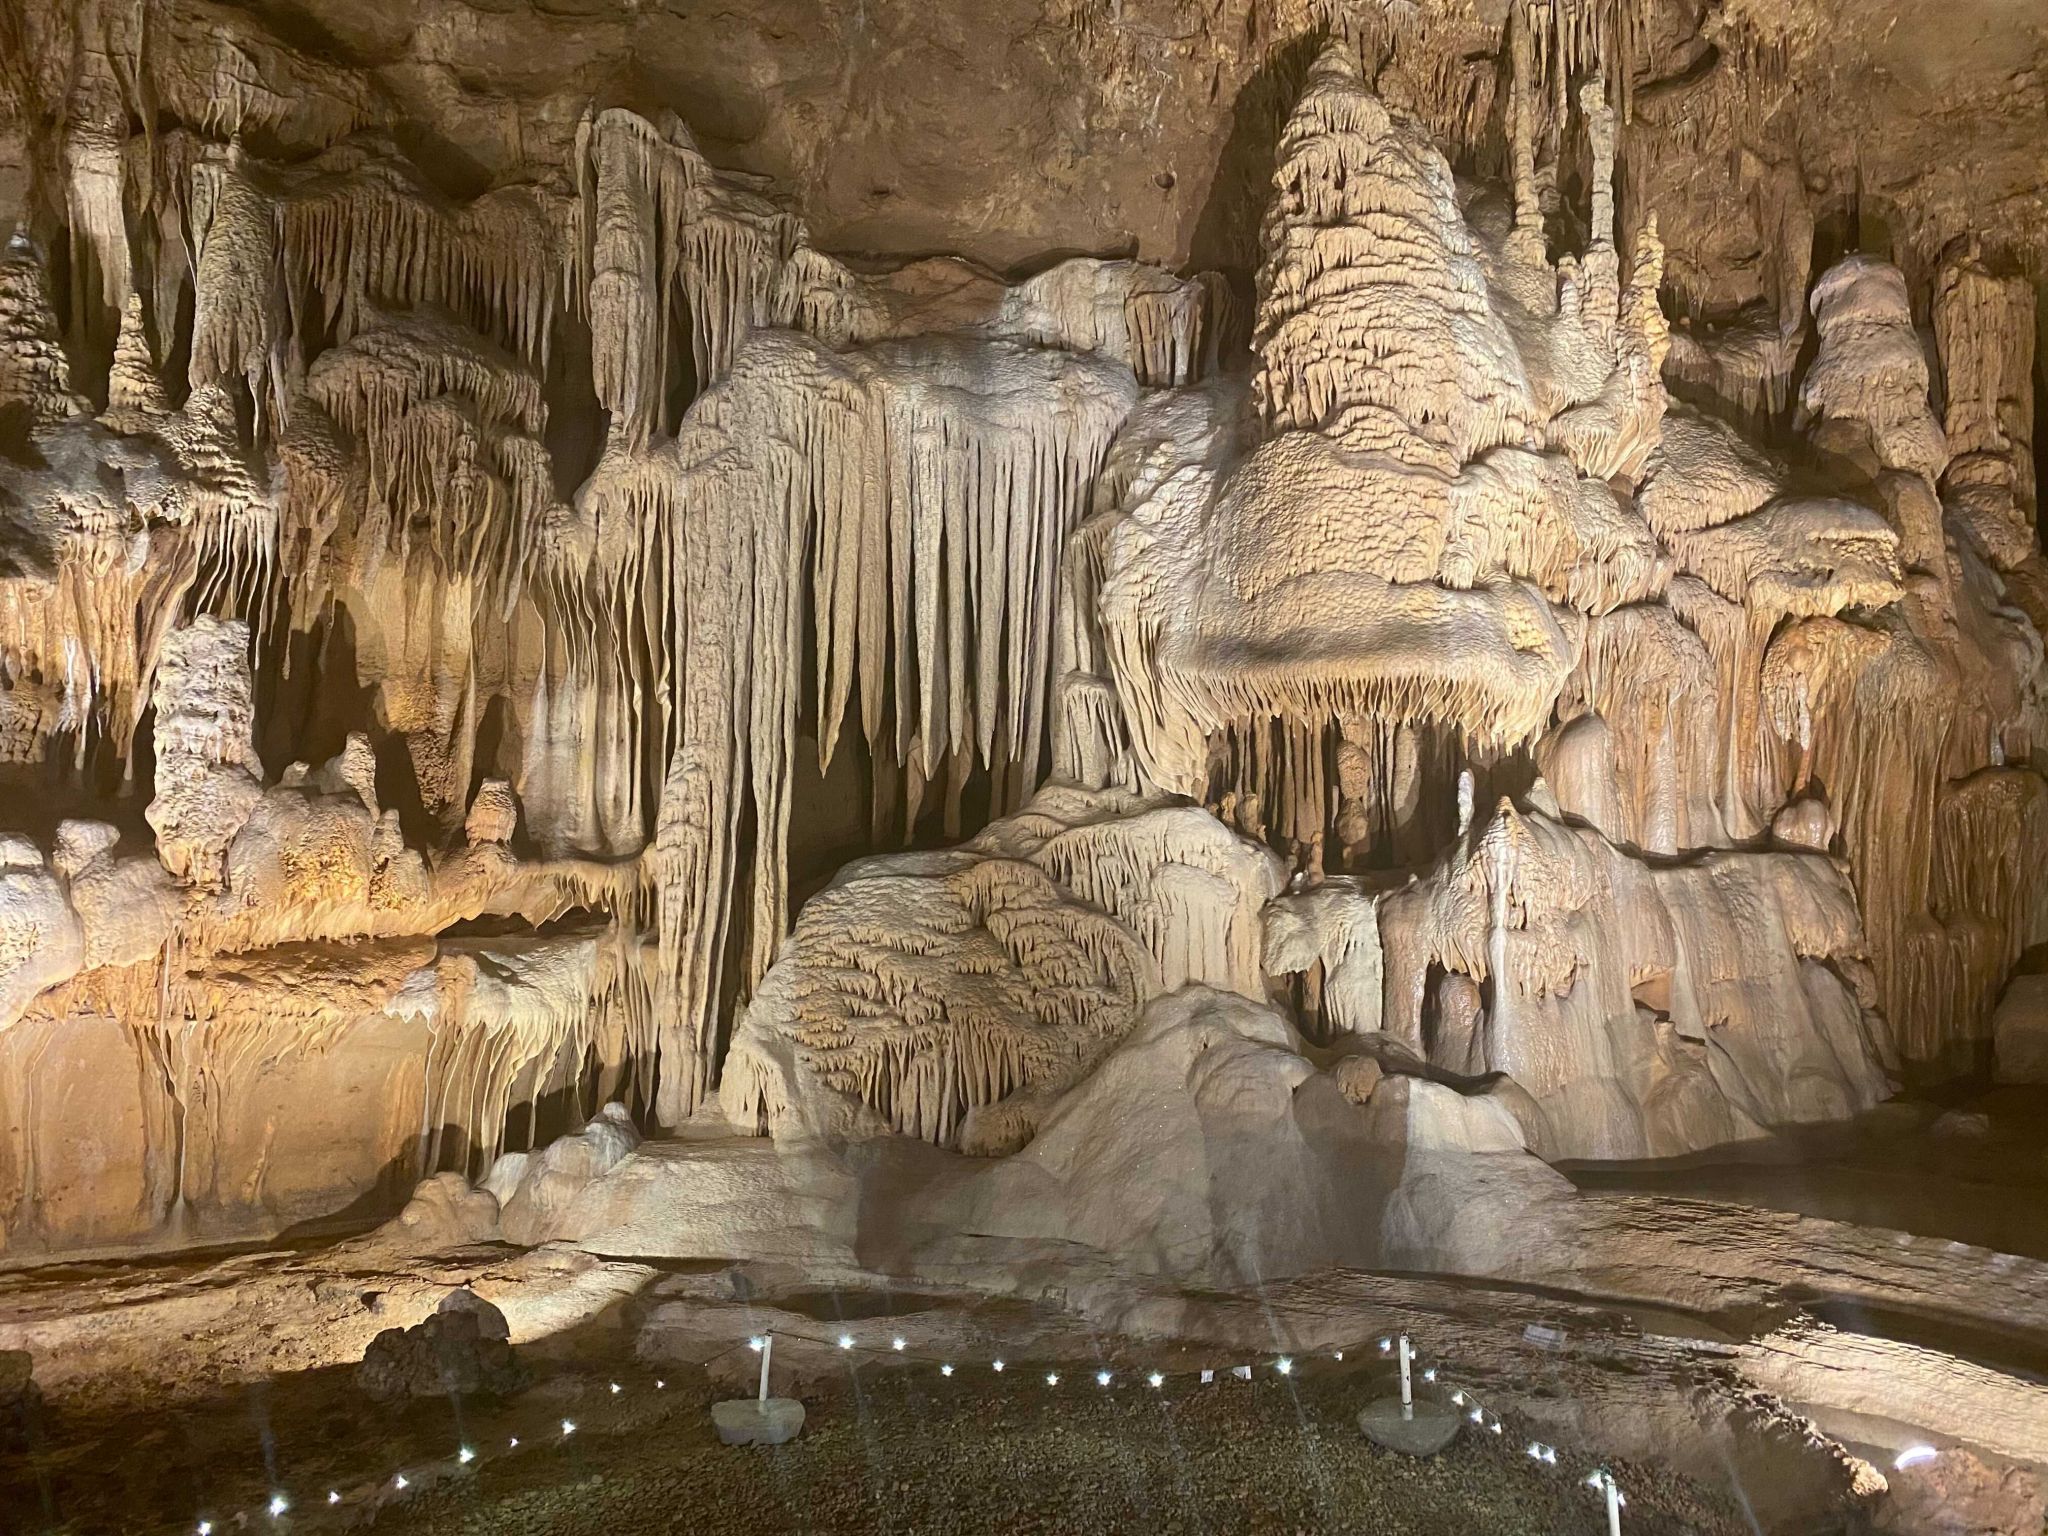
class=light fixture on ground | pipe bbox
[1358,1333,1460,1457]
[1586,1469,1625,1534]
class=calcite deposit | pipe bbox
[0,0,2039,1349]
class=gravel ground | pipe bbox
[371,1368,1746,1536]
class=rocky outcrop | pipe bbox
[357,1288,525,1403]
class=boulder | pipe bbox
[1992,975,2048,1084]
[357,1288,526,1403]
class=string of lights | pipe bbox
[182,1326,1633,1534]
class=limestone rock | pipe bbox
[1992,976,2048,1085]
[357,1289,525,1403]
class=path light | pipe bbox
[1467,1406,1484,1423]
[656,1380,666,1390]
[1451,1391,1466,1406]
[941,1364,954,1376]
[838,1334,854,1351]
[892,1337,906,1351]
[1423,1367,1437,1382]
[561,1419,576,1436]
[1586,1469,1624,1536]
[993,1359,1005,1372]
[609,1381,621,1394]
[508,1436,519,1448]
[394,1475,408,1490]
[268,1495,289,1518]
[198,1523,213,1534]
[1333,1351,1344,1361]
[1895,1445,1938,1470]
[1148,1372,1164,1388]
[748,1337,766,1353]
[1378,1338,1391,1353]
[1096,1370,1112,1387]
[1276,1357,1294,1376]
[1046,1372,1060,1386]
[458,1446,475,1464]
[327,1491,340,1505]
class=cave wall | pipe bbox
[0,0,2041,1260]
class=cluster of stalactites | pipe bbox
[273,305,560,635]
[186,139,565,436]
[620,331,1140,1121]
[576,107,801,446]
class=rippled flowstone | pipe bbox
[712,1398,806,1446]
[1358,1397,1462,1456]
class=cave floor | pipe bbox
[5,1306,1742,1536]
[5,1093,2048,1534]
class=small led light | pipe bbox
[328,1490,340,1504]
[1422,1367,1437,1382]
[269,1495,289,1518]
[1096,1370,1112,1386]
[1544,1447,1558,1465]
[1529,1442,1546,1459]
[1468,1407,1484,1423]
[992,1359,1005,1372]
[561,1419,576,1436]
[1378,1338,1392,1353]
[1451,1391,1466,1406]
[199,1523,214,1535]
[1586,1471,1606,1490]
[892,1337,906,1351]
[1895,1445,1938,1470]
[748,1336,766,1352]
[656,1380,666,1389]
[394,1475,408,1490]
[509,1436,520,1448]
[458,1446,475,1464]
[1046,1372,1060,1386]
[1489,1417,1503,1435]
[1275,1357,1293,1376]
[1333,1351,1344,1361]
[1148,1372,1164,1388]
[609,1381,621,1394]
[940,1363,954,1376]
[838,1334,854,1350]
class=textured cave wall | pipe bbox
[0,0,2040,1261]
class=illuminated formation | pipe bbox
[0,1,2040,1312]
